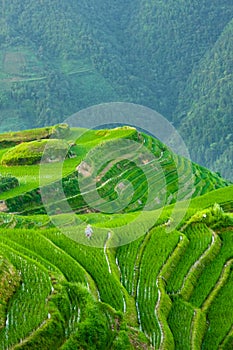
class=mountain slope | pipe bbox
[0,125,229,216]
[0,0,232,178]
[0,125,232,348]
[126,0,233,117]
[177,19,233,180]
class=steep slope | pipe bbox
[0,125,232,349]
[0,125,229,216]
[0,0,123,130]
[127,0,233,118]
[0,0,232,178]
[177,19,233,180]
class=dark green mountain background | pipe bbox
[0,0,232,179]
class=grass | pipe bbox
[167,298,194,350]
[0,191,231,348]
[116,235,145,295]
[0,229,88,285]
[190,230,233,307]
[1,139,70,166]
[0,243,51,349]
[135,227,180,347]
[202,267,233,349]
[0,126,53,144]
[0,256,21,330]
[41,229,125,312]
[0,125,232,349]
[0,126,230,216]
[0,158,80,200]
[166,224,213,294]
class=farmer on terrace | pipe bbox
[85,224,93,239]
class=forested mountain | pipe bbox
[0,0,232,178]
[177,19,233,180]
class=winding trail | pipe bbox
[202,258,233,312]
[133,230,154,298]
[219,324,233,349]
[180,228,221,300]
[155,279,164,349]
[190,308,206,350]
[40,234,100,300]
[104,232,112,274]
[105,230,138,325]
[133,229,155,330]
[153,236,188,350]
[8,279,56,350]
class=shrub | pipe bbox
[1,139,71,166]
[50,124,70,139]
[112,331,132,350]
[0,174,19,193]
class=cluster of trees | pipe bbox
[0,174,19,193]
[0,0,232,178]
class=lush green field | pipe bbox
[0,125,229,214]
[0,125,232,349]
[0,187,232,349]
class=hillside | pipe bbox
[0,0,232,178]
[177,18,233,180]
[0,125,229,215]
[0,125,232,349]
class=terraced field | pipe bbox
[0,125,232,349]
[0,125,229,214]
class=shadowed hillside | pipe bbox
[0,0,232,178]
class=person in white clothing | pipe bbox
[85,224,93,239]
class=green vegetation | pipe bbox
[0,0,232,178]
[167,298,194,350]
[0,125,232,349]
[0,124,70,148]
[1,139,71,166]
[0,174,19,193]
[178,18,233,180]
[0,126,229,216]
[0,256,21,330]
[166,224,213,295]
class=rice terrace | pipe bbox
[0,123,232,349]
[0,1,232,348]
